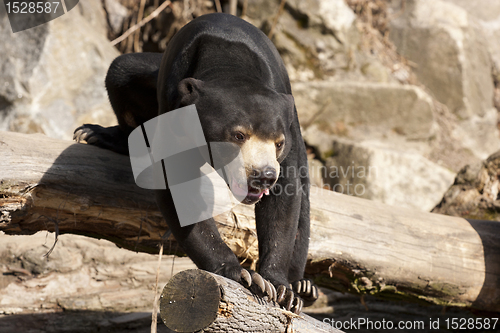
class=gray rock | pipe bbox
[243,0,396,84]
[270,10,323,81]
[441,0,500,90]
[389,0,493,120]
[0,2,119,140]
[389,0,500,160]
[271,1,363,82]
[432,149,500,220]
[481,22,500,73]
[239,0,280,26]
[104,0,129,35]
[292,81,437,158]
[441,0,500,22]
[322,138,456,211]
[286,0,356,44]
[452,108,500,160]
[75,0,109,37]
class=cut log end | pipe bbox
[159,269,343,333]
[160,269,221,332]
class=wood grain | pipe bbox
[1,130,499,313]
[160,269,343,333]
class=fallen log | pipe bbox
[1,130,499,313]
[159,269,342,333]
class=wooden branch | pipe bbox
[268,0,287,40]
[229,0,237,16]
[1,131,499,313]
[159,269,342,333]
[214,0,222,13]
[111,1,172,46]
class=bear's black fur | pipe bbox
[74,13,317,313]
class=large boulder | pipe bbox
[322,139,456,211]
[440,0,500,70]
[239,0,280,26]
[104,0,129,35]
[285,0,356,44]
[388,0,499,159]
[0,2,119,140]
[267,1,357,81]
[442,0,500,22]
[389,0,493,119]
[245,0,395,83]
[439,0,500,127]
[76,0,109,37]
[243,0,356,40]
[292,81,437,159]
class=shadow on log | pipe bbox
[159,269,342,333]
[1,131,499,313]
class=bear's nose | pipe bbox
[250,167,277,190]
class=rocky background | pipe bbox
[1,0,500,332]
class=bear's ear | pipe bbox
[178,78,204,105]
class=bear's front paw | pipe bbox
[218,266,276,303]
[276,285,303,314]
[73,124,128,155]
[239,269,277,302]
[74,124,105,145]
[292,279,319,307]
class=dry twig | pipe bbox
[112,1,173,46]
[134,0,148,52]
[151,242,164,333]
[214,0,222,13]
[268,0,286,40]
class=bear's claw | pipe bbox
[292,279,319,307]
[240,269,252,287]
[265,280,277,302]
[73,124,106,146]
[73,124,129,155]
[276,285,303,314]
[237,269,276,302]
[250,271,266,294]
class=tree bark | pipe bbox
[1,131,499,313]
[159,269,343,333]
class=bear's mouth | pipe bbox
[230,178,270,204]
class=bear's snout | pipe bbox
[249,166,277,191]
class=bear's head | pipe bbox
[177,76,295,204]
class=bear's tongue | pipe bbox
[249,189,264,199]
[254,188,270,199]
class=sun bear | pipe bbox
[74,13,317,313]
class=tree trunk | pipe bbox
[1,131,499,313]
[159,269,343,333]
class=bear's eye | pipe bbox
[234,132,246,141]
[276,141,284,150]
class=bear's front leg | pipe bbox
[155,189,276,301]
[254,176,305,314]
[287,166,319,307]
